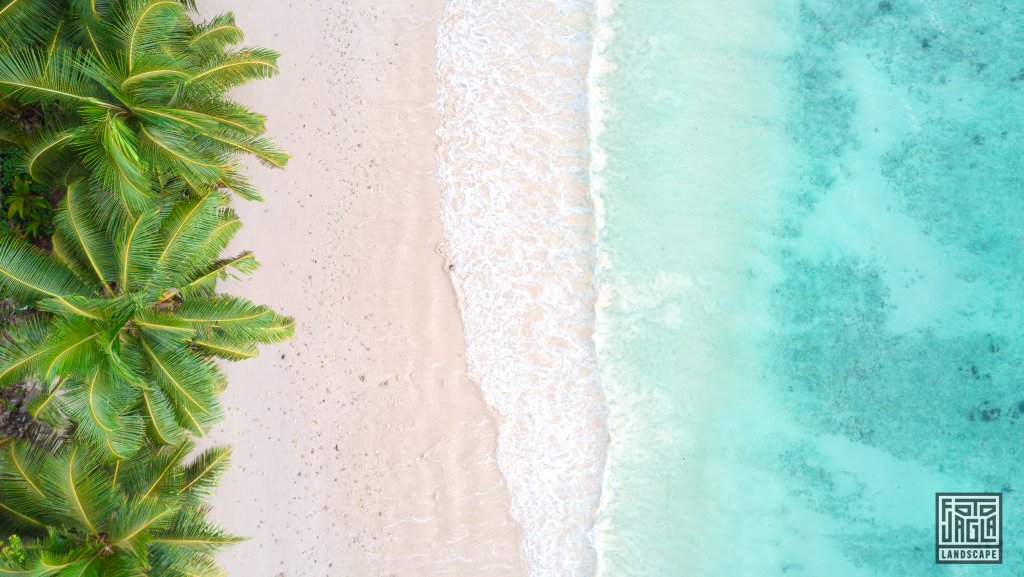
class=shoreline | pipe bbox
[200,0,527,574]
[436,1,607,574]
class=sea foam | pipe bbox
[435,1,606,575]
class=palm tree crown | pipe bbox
[0,0,287,221]
[0,435,237,576]
[0,184,292,458]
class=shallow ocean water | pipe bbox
[593,1,1024,576]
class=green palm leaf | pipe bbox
[140,338,221,437]
[174,445,229,501]
[115,209,161,293]
[0,0,63,50]
[108,0,189,72]
[151,506,241,553]
[36,295,105,320]
[0,330,50,387]
[138,123,227,184]
[0,438,236,576]
[180,251,257,298]
[0,49,111,108]
[77,110,153,217]
[36,317,102,380]
[140,388,185,446]
[52,181,119,293]
[150,191,223,284]
[122,441,189,500]
[179,97,265,135]
[217,167,262,201]
[187,12,242,55]
[173,295,272,325]
[204,130,288,169]
[40,445,118,536]
[21,126,80,182]
[0,236,93,304]
[110,499,176,560]
[187,46,279,94]
[190,335,256,361]
[56,372,146,460]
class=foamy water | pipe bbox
[439,1,1024,575]
[435,1,605,574]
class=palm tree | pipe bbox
[0,435,238,576]
[0,0,286,222]
[0,184,292,458]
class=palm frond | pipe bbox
[120,440,189,500]
[67,0,117,20]
[109,498,175,558]
[63,3,113,65]
[140,337,222,437]
[205,129,288,168]
[37,316,102,380]
[187,12,242,55]
[0,437,237,574]
[190,335,256,361]
[175,445,229,501]
[178,97,265,135]
[0,441,52,533]
[118,55,192,96]
[146,549,226,577]
[52,180,119,293]
[109,0,189,72]
[0,49,109,108]
[21,125,80,182]
[116,209,161,293]
[0,122,26,146]
[217,168,261,201]
[150,191,223,285]
[40,444,119,536]
[134,311,194,341]
[138,123,227,184]
[173,295,271,326]
[0,0,64,50]
[76,109,154,216]
[141,388,185,446]
[58,371,146,460]
[187,46,279,94]
[35,295,105,320]
[177,296,293,345]
[180,251,257,298]
[0,235,93,304]
[151,506,241,553]
[0,321,50,386]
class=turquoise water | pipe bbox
[594,1,1024,575]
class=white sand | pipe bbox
[197,0,527,574]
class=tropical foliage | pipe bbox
[0,435,237,576]
[1,147,56,243]
[0,0,287,223]
[0,183,292,456]
[4,174,52,239]
[0,1,291,574]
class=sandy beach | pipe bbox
[197,1,527,574]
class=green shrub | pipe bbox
[0,534,26,567]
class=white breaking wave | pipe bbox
[587,1,616,575]
[435,1,607,575]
